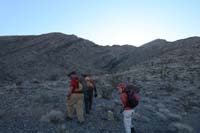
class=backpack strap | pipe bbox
[121,91,129,108]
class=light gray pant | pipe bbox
[123,109,135,133]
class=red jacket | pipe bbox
[120,92,139,110]
[70,77,81,94]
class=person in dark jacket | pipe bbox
[82,74,97,114]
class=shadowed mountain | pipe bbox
[0,32,199,82]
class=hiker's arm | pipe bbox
[94,85,97,93]
[120,93,127,107]
[93,83,98,97]
[67,87,73,97]
[67,80,74,97]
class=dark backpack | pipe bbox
[126,91,139,108]
[125,85,139,108]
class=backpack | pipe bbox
[125,85,139,108]
[125,91,139,108]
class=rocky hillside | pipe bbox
[0,33,200,132]
[0,33,137,82]
[1,32,199,84]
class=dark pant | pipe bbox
[84,89,93,114]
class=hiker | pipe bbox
[66,71,84,123]
[82,74,97,114]
[117,83,139,133]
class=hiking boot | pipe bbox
[77,121,84,125]
[66,117,72,121]
[131,127,136,133]
[85,111,90,114]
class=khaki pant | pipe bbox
[67,93,84,122]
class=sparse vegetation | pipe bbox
[49,74,59,81]
[110,75,120,88]
[160,67,169,80]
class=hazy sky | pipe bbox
[0,0,200,46]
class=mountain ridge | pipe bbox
[0,32,199,82]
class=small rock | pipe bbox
[32,79,40,84]
[192,106,200,112]
[155,112,167,121]
[159,108,170,114]
[143,104,155,112]
[140,97,149,103]
[168,122,193,133]
[156,103,165,108]
[61,124,66,130]
[167,113,182,121]
[133,112,150,123]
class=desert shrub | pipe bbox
[173,74,178,81]
[32,79,40,84]
[102,90,111,100]
[15,80,24,91]
[110,75,120,88]
[35,93,60,104]
[160,67,170,80]
[101,86,113,100]
[41,110,64,124]
[15,80,23,86]
[49,74,58,81]
[160,83,176,93]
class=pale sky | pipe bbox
[0,0,200,46]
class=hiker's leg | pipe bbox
[123,110,133,133]
[67,95,75,118]
[84,92,87,112]
[84,91,90,114]
[75,94,84,122]
[130,110,135,133]
[88,90,93,110]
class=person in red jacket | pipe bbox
[117,83,139,133]
[66,71,84,124]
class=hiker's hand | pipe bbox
[94,93,97,98]
[67,94,71,99]
[120,109,123,113]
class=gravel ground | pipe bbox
[0,81,199,133]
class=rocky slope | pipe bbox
[0,33,200,132]
[0,33,138,82]
[1,33,199,84]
